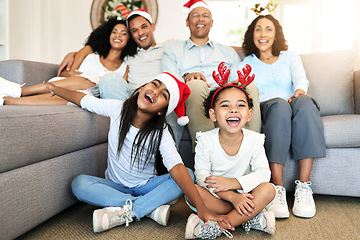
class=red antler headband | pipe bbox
[211,62,255,108]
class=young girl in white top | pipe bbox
[0,15,137,105]
[185,63,276,239]
[44,72,233,233]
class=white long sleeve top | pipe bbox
[80,95,183,188]
[194,128,271,195]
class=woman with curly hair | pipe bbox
[231,15,326,219]
[0,16,137,105]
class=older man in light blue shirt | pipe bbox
[162,39,241,90]
[161,2,261,152]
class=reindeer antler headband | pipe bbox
[211,62,255,108]
[251,0,278,16]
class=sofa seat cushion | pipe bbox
[322,114,360,148]
[302,50,355,116]
[0,105,109,173]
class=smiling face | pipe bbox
[209,87,252,134]
[109,24,130,50]
[137,80,170,116]
[186,7,213,40]
[253,17,276,55]
[128,16,156,50]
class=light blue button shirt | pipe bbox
[230,50,309,102]
[161,39,241,90]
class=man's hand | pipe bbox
[184,72,210,87]
[205,175,240,193]
[57,52,76,76]
[227,79,239,85]
[288,89,306,103]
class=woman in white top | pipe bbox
[0,16,137,105]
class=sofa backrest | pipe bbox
[0,60,58,86]
[236,49,355,116]
[301,50,355,116]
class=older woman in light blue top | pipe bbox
[231,15,325,220]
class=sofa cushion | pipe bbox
[301,50,355,116]
[322,114,360,148]
[0,105,109,173]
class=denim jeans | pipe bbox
[98,72,131,101]
[71,168,194,219]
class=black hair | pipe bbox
[126,14,152,28]
[117,84,170,175]
[242,15,288,58]
[203,85,253,118]
[85,16,137,60]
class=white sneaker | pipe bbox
[267,185,289,218]
[292,180,316,218]
[93,199,133,233]
[185,213,233,239]
[146,205,170,226]
[242,211,275,235]
[0,96,4,105]
[0,77,22,98]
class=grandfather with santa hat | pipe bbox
[161,0,261,153]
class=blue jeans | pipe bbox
[71,168,194,219]
[98,72,131,101]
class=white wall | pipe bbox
[6,0,360,69]
[154,0,188,43]
[9,0,93,64]
[7,0,188,64]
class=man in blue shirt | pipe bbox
[161,0,261,151]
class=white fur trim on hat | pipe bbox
[126,9,153,26]
[154,73,179,116]
[183,0,211,15]
[177,116,189,126]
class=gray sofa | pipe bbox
[1,50,359,239]
[0,61,110,240]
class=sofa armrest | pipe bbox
[354,69,360,114]
[0,60,59,86]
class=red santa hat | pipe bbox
[126,9,153,26]
[155,72,191,126]
[183,0,211,15]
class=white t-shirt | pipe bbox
[194,128,271,195]
[125,41,174,91]
[77,53,127,84]
[80,95,184,188]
